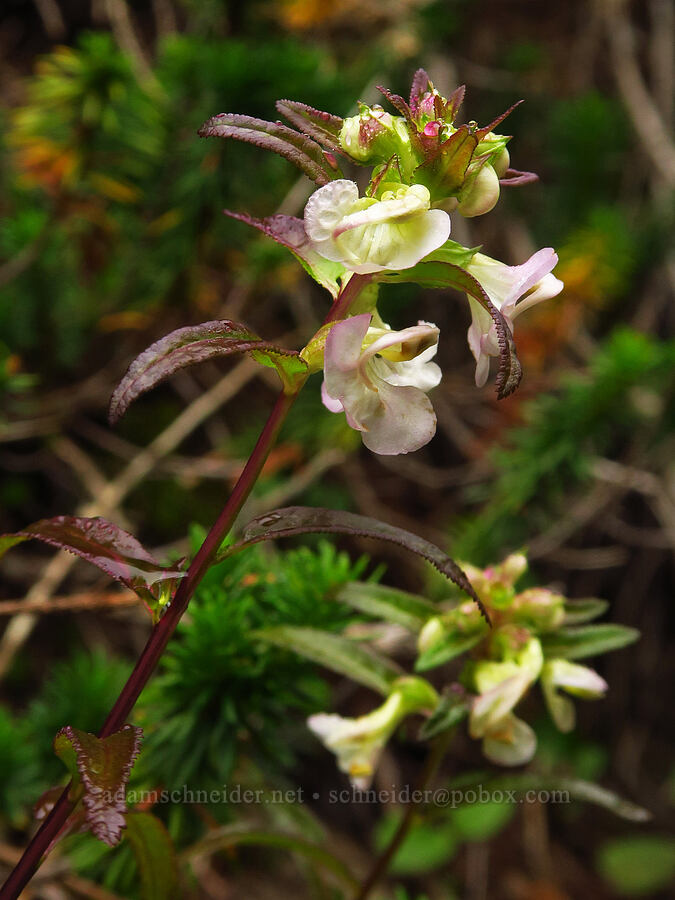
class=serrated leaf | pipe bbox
[409,68,432,114]
[541,624,639,660]
[335,581,436,632]
[125,812,179,900]
[233,506,488,621]
[474,101,524,141]
[275,100,343,152]
[378,261,521,399]
[224,211,345,298]
[198,113,334,184]
[0,517,184,609]
[54,724,142,846]
[445,84,466,122]
[255,625,401,695]
[419,689,469,739]
[474,774,650,822]
[563,598,609,625]
[415,631,485,672]
[110,319,307,422]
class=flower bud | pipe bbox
[457,164,500,217]
[339,107,416,169]
[510,588,566,632]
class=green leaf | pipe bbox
[451,800,515,841]
[562,598,609,624]
[374,812,458,875]
[464,773,650,822]
[182,825,359,891]
[54,724,143,846]
[418,690,469,740]
[415,631,484,672]
[255,625,401,695]
[125,812,180,900]
[597,836,675,896]
[335,582,437,632]
[232,506,488,622]
[541,624,639,660]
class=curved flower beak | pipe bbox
[321,313,442,455]
[466,248,564,387]
[304,179,450,274]
[541,659,608,732]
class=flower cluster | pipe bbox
[308,553,634,788]
[201,69,564,455]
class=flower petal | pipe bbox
[483,714,537,766]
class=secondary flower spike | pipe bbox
[304,179,450,274]
[322,314,441,455]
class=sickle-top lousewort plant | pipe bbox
[0,70,642,898]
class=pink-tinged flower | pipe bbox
[466,248,564,387]
[304,180,450,274]
[321,314,441,455]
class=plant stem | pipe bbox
[353,730,454,900]
[0,388,299,899]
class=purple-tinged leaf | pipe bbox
[198,113,333,185]
[232,506,489,622]
[409,68,432,113]
[414,125,478,196]
[475,101,524,141]
[54,724,142,847]
[275,99,343,152]
[0,517,184,608]
[376,85,413,120]
[366,156,403,198]
[110,319,308,423]
[444,85,466,122]
[499,167,539,186]
[225,211,345,298]
[376,261,522,399]
[125,811,180,900]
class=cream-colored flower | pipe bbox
[304,180,450,274]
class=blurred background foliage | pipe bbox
[0,0,673,897]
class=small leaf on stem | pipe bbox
[54,724,143,846]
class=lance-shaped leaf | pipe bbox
[276,99,343,152]
[198,113,334,185]
[409,68,432,113]
[224,211,345,298]
[232,506,488,621]
[416,631,485,672]
[414,125,478,196]
[499,167,539,186]
[110,319,308,423]
[335,581,437,632]
[255,625,402,695]
[541,624,639,660]
[562,598,609,625]
[54,724,143,846]
[378,261,521,399]
[474,100,524,141]
[419,688,470,740]
[463,773,650,822]
[0,517,184,609]
[444,84,467,122]
[125,811,180,900]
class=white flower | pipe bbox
[541,659,608,733]
[321,313,442,455]
[308,693,405,790]
[466,248,564,387]
[469,636,543,767]
[304,179,450,274]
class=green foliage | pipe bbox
[0,707,41,827]
[596,835,675,896]
[137,540,368,790]
[26,649,129,782]
[453,330,675,564]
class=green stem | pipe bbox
[353,730,454,900]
